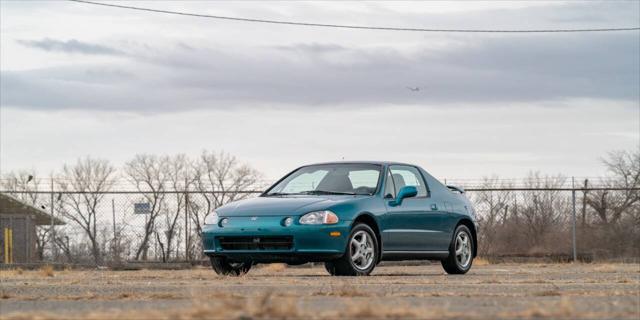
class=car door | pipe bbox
[382,165,445,251]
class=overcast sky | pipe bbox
[1,0,639,182]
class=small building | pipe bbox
[0,193,64,264]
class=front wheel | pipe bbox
[441,225,474,274]
[325,223,378,276]
[210,256,251,276]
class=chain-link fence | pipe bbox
[465,187,639,260]
[1,186,638,265]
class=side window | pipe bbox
[383,169,396,199]
[389,166,428,197]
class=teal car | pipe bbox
[202,162,477,276]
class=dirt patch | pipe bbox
[1,263,638,319]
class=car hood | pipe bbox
[216,195,359,217]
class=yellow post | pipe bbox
[8,228,13,264]
[3,228,8,264]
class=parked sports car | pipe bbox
[202,162,477,276]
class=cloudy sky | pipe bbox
[1,0,639,182]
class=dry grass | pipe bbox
[39,265,54,277]
[249,291,300,318]
[1,292,300,320]
[474,257,491,266]
[343,300,435,318]
[259,263,288,272]
[520,278,549,284]
[479,276,501,284]
[2,294,447,320]
[1,268,24,277]
[534,290,562,297]
[593,263,620,273]
[312,283,370,297]
[500,297,575,318]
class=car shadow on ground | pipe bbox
[248,273,447,277]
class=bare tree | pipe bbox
[53,230,74,263]
[160,154,193,261]
[472,176,513,256]
[125,154,167,260]
[587,150,640,225]
[190,151,262,250]
[56,158,116,265]
[1,171,40,204]
[519,172,568,248]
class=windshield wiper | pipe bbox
[264,192,292,196]
[299,190,357,195]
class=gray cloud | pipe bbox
[2,1,638,112]
[275,43,346,53]
[3,31,637,113]
[17,38,123,55]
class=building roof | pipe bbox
[0,193,65,225]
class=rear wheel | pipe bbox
[325,223,378,276]
[441,225,474,274]
[210,256,251,276]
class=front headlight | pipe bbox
[299,210,339,225]
[204,211,219,225]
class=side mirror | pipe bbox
[389,186,417,207]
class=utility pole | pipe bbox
[571,177,577,262]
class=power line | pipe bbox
[68,0,640,33]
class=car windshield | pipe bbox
[265,164,382,196]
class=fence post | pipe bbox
[112,198,117,262]
[50,179,56,262]
[571,176,577,262]
[184,180,189,262]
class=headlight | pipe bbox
[204,211,219,225]
[299,210,339,225]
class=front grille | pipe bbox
[218,236,293,251]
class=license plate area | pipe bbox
[217,236,293,251]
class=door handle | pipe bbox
[431,204,438,211]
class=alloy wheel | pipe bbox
[455,231,472,268]
[350,230,375,270]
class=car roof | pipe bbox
[304,161,417,167]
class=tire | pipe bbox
[441,225,474,274]
[324,223,379,276]
[210,256,252,276]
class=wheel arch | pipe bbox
[456,218,478,257]
[352,213,382,262]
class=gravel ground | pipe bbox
[1,262,639,319]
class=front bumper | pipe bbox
[202,216,351,263]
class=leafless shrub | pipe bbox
[39,265,54,277]
[472,176,513,255]
[582,150,640,258]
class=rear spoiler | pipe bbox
[446,185,465,194]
